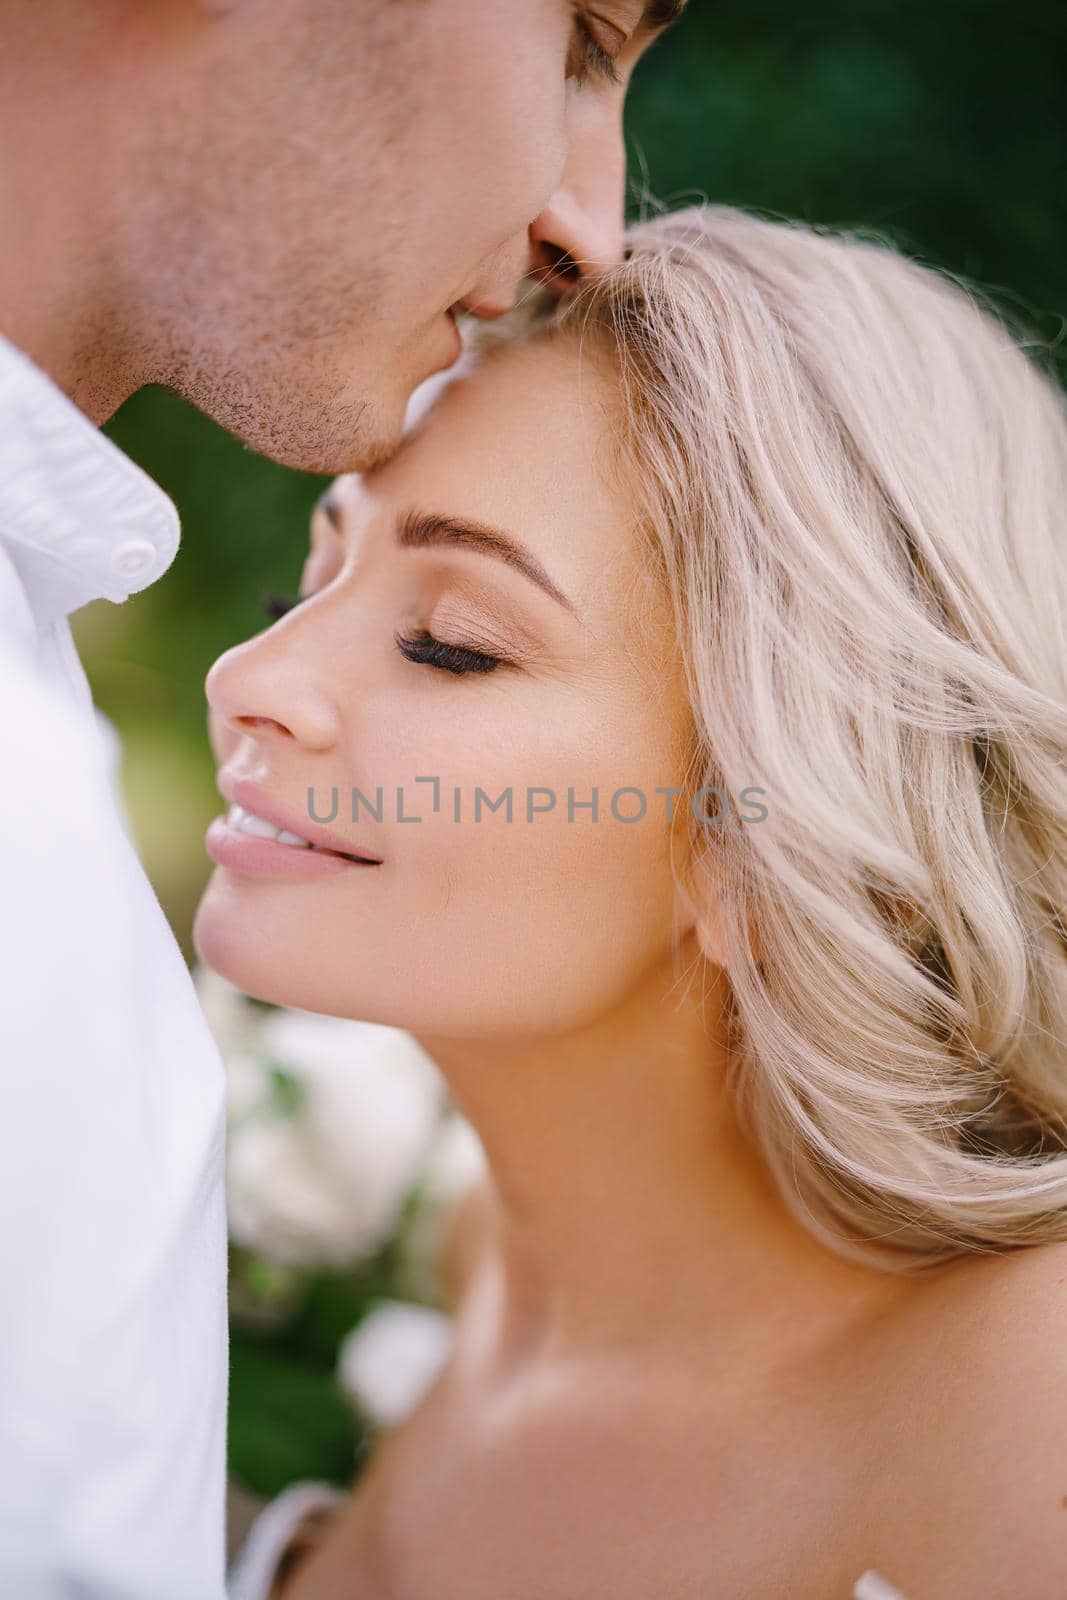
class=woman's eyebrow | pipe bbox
[395,507,578,617]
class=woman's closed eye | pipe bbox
[394,627,505,676]
[259,590,506,677]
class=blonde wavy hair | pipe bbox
[519,205,1067,1270]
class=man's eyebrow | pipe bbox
[395,508,577,617]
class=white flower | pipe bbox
[193,965,274,1129]
[337,1300,455,1428]
[223,1050,273,1127]
[225,1010,448,1268]
[192,963,261,1058]
[227,1119,381,1267]
[396,1110,490,1306]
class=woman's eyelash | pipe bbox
[394,627,504,677]
[571,15,622,87]
[261,589,303,621]
[260,594,505,676]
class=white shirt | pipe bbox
[0,331,229,1599]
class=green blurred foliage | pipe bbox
[227,1184,425,1494]
[228,1331,362,1498]
[77,0,1067,959]
[228,1242,397,1496]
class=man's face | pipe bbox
[124,0,680,474]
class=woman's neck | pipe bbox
[417,945,903,1382]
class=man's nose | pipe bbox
[529,94,627,294]
[461,94,627,317]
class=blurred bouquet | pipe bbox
[194,965,490,1498]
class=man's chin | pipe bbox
[260,398,407,477]
[175,365,409,475]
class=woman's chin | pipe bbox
[192,886,370,1019]
[192,891,289,1009]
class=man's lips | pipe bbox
[442,295,514,358]
[454,296,513,321]
[215,774,383,862]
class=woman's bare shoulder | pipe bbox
[923,1236,1067,1368]
[877,1240,1067,1595]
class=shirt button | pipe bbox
[111,538,158,577]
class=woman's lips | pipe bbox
[209,775,384,878]
[205,814,381,879]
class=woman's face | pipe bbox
[194,335,698,1037]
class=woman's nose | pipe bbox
[204,639,341,757]
[529,94,627,292]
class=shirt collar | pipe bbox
[0,330,180,623]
